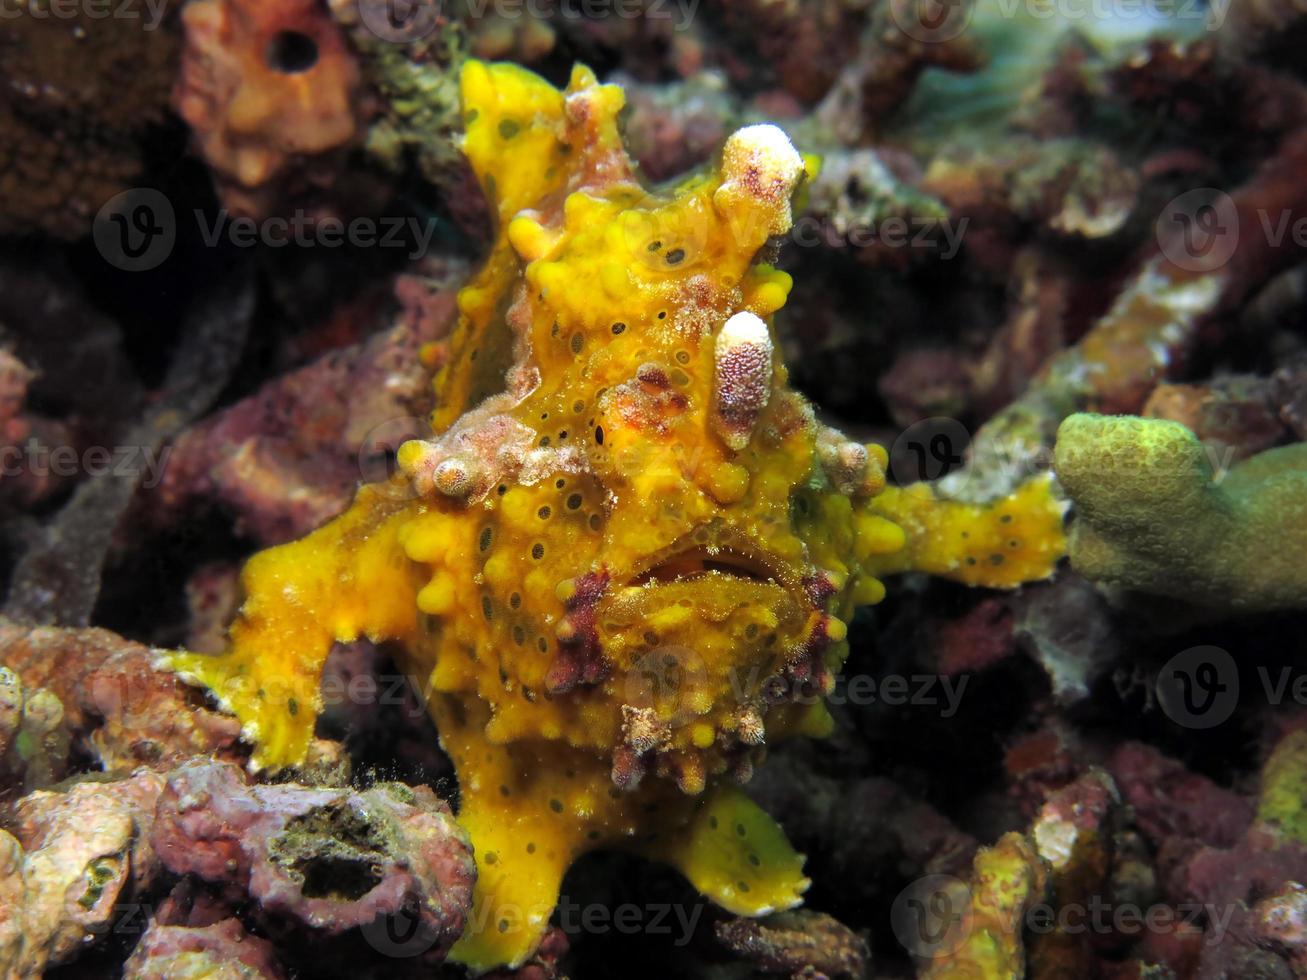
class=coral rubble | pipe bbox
[152,760,474,961]
[3,2,1307,978]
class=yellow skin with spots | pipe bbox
[165,61,1066,970]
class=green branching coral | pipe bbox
[1054,413,1307,613]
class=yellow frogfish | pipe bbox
[164,60,1067,970]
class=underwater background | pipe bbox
[2,0,1307,977]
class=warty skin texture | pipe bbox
[165,61,1067,970]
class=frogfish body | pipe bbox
[165,61,1066,970]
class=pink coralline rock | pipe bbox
[879,348,973,430]
[1107,742,1254,850]
[1167,824,1307,921]
[0,348,75,511]
[123,918,285,980]
[183,563,243,655]
[1004,721,1087,820]
[1143,376,1291,464]
[931,596,1017,678]
[615,72,738,183]
[1164,826,1307,980]
[153,287,457,547]
[0,771,166,976]
[0,832,25,972]
[0,617,243,773]
[1253,882,1307,975]
[1109,743,1307,977]
[151,760,474,962]
[1030,769,1117,872]
[719,0,866,105]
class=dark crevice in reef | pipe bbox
[273,804,388,902]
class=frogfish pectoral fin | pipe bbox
[449,795,576,971]
[640,784,809,916]
[160,484,423,771]
[864,473,1068,588]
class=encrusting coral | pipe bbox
[0,666,69,795]
[151,760,475,959]
[916,832,1049,980]
[0,618,249,778]
[173,0,366,216]
[1055,413,1307,612]
[327,0,469,207]
[122,918,284,980]
[0,771,166,977]
[163,60,1067,969]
